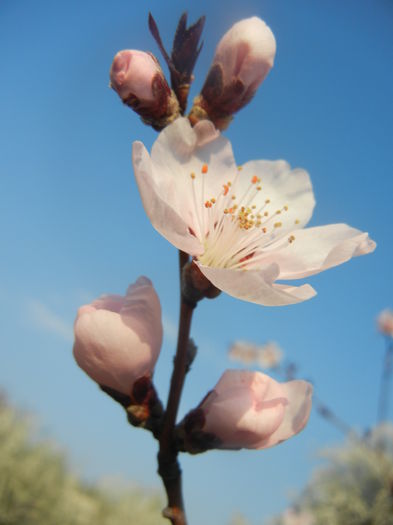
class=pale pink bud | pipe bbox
[213,17,276,92]
[184,370,312,450]
[73,277,163,395]
[377,309,393,337]
[110,50,162,102]
[190,17,276,129]
[110,50,179,130]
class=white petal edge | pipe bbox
[132,141,204,256]
[265,223,377,280]
[197,262,316,306]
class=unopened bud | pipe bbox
[189,17,276,129]
[110,50,180,130]
[73,277,163,396]
[181,370,312,452]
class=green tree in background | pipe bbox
[270,424,393,525]
[0,394,164,525]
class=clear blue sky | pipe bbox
[1,1,392,524]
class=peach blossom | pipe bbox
[132,117,376,306]
[188,370,312,450]
[73,277,162,395]
[377,309,393,337]
[228,340,283,368]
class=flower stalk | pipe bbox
[157,251,197,525]
[377,339,393,424]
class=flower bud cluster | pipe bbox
[111,16,276,131]
[73,277,313,451]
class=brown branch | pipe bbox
[377,339,393,424]
[157,252,196,525]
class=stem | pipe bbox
[179,250,189,283]
[158,251,195,525]
[377,339,393,424]
[314,395,358,440]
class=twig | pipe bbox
[157,251,196,525]
[377,339,393,424]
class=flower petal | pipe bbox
[132,141,204,255]
[120,276,163,359]
[264,223,376,279]
[197,262,316,306]
[254,380,313,449]
[238,160,315,235]
[149,117,237,238]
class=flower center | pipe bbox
[189,164,298,269]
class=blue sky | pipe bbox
[1,1,393,524]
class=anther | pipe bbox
[274,222,282,228]
[190,172,196,179]
[202,164,208,174]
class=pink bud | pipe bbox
[110,50,162,102]
[213,17,276,92]
[110,50,180,130]
[190,17,276,129]
[73,277,163,395]
[188,370,312,450]
[377,309,393,337]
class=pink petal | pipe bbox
[132,141,204,255]
[73,277,163,395]
[91,294,125,313]
[74,309,154,395]
[197,262,316,306]
[239,160,315,233]
[150,117,237,209]
[121,276,163,360]
[193,119,221,147]
[265,223,376,280]
[255,380,313,449]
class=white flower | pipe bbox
[377,309,393,337]
[132,118,376,306]
[228,340,283,368]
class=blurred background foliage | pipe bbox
[2,388,392,525]
[0,393,164,525]
[269,423,393,525]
